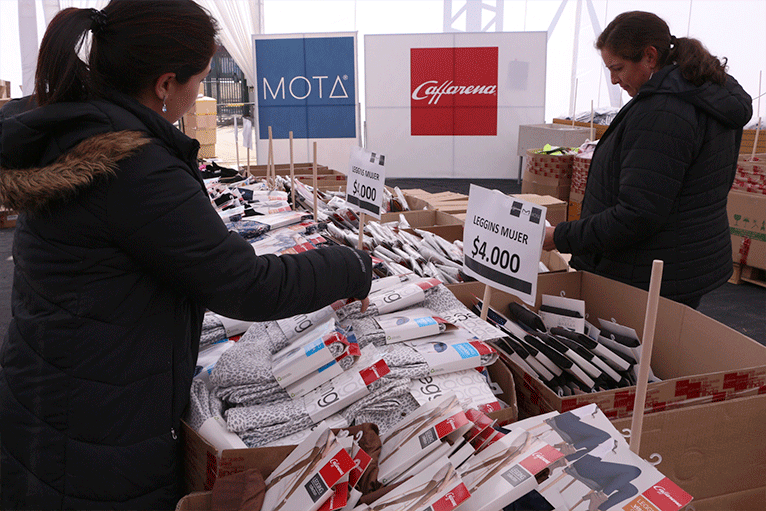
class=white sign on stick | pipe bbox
[346,145,386,219]
[463,184,545,305]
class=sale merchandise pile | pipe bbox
[177,162,700,511]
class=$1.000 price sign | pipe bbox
[463,184,546,305]
[346,146,386,219]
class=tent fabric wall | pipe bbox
[1,0,762,126]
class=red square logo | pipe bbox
[411,46,498,136]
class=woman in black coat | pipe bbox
[544,11,752,308]
[0,2,372,509]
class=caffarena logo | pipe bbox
[410,46,498,136]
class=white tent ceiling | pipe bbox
[1,0,763,126]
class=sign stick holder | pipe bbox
[629,259,664,454]
[313,142,318,220]
[289,131,295,209]
[479,285,493,321]
[357,213,366,250]
[751,71,762,161]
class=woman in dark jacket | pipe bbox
[544,11,752,308]
[0,2,372,509]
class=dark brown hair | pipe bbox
[596,11,727,86]
[35,0,219,106]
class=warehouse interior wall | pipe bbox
[1,0,764,127]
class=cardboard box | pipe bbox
[189,96,216,115]
[182,113,217,131]
[552,118,609,140]
[401,193,433,211]
[611,393,766,509]
[0,207,18,229]
[446,271,766,420]
[520,169,571,203]
[182,359,517,493]
[728,190,766,270]
[512,193,567,226]
[186,127,216,145]
[567,194,583,221]
[517,123,590,158]
[379,209,462,229]
[198,143,216,159]
[430,200,470,214]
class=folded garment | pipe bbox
[211,322,357,406]
[186,378,227,432]
[200,312,227,350]
[229,374,413,448]
[337,283,486,348]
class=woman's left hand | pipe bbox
[543,226,557,251]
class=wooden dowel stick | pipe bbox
[357,213,365,250]
[289,131,295,209]
[629,259,664,455]
[267,126,274,189]
[571,78,578,127]
[752,117,762,161]
[313,142,318,220]
[234,116,240,173]
[479,285,492,321]
[589,100,595,141]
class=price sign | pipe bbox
[346,146,386,219]
[463,184,546,305]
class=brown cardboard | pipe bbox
[379,209,462,228]
[728,190,766,270]
[419,224,464,243]
[429,200,470,214]
[182,359,517,492]
[175,491,212,510]
[182,113,217,131]
[189,96,216,115]
[520,169,571,203]
[0,208,18,229]
[511,194,567,226]
[446,271,766,420]
[401,193,433,211]
[611,393,766,508]
[198,144,215,159]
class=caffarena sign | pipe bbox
[410,46,498,137]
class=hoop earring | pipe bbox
[162,96,168,113]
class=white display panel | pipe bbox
[365,32,546,179]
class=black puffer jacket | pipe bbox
[554,65,752,304]
[0,92,371,510]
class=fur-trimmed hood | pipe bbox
[0,92,201,213]
[0,130,149,212]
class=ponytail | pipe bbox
[35,0,218,107]
[35,8,93,106]
[667,37,727,87]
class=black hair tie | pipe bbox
[89,8,107,34]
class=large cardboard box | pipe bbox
[611,393,766,510]
[517,123,590,158]
[728,190,766,270]
[189,96,216,115]
[182,359,518,493]
[379,209,462,228]
[520,168,571,203]
[447,272,766,420]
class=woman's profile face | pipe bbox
[601,47,654,97]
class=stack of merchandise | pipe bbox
[471,292,658,397]
[212,400,691,511]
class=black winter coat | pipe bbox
[553,65,752,304]
[0,92,372,510]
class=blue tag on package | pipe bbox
[255,36,357,139]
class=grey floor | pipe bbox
[0,178,763,352]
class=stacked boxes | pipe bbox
[183,96,217,158]
[520,149,574,204]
